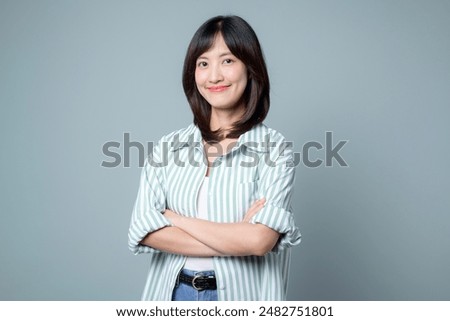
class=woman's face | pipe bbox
[195,33,248,111]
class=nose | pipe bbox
[208,63,224,84]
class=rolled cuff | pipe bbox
[128,209,172,254]
[250,203,301,253]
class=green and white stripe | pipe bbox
[128,123,301,300]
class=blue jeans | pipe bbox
[171,269,218,301]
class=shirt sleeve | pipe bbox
[250,136,301,253]
[128,140,171,254]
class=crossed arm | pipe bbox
[140,198,280,257]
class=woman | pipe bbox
[128,15,301,301]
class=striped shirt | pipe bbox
[128,123,301,300]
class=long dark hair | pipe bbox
[182,15,270,143]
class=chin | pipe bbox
[210,104,241,110]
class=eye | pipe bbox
[197,61,208,68]
[223,59,233,65]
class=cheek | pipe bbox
[194,71,208,99]
[233,71,248,92]
[229,66,248,87]
[241,73,248,87]
[194,69,206,87]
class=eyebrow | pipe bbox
[197,51,234,60]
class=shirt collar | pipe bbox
[170,123,270,153]
[169,124,203,152]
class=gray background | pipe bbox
[1,0,449,300]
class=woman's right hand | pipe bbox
[242,198,266,223]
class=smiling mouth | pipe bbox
[207,85,230,92]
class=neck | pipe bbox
[210,104,245,134]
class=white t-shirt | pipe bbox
[183,176,215,271]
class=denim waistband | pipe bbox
[180,268,215,277]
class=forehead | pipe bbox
[198,33,231,57]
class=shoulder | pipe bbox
[249,123,290,145]
[157,123,198,144]
[147,124,199,161]
[264,124,289,143]
[250,124,295,166]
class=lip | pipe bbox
[207,85,230,92]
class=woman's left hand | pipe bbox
[242,198,266,222]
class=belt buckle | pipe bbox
[192,274,204,291]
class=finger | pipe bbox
[249,198,265,209]
[251,198,266,210]
[245,204,262,218]
[243,199,266,221]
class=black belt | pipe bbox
[178,271,217,291]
